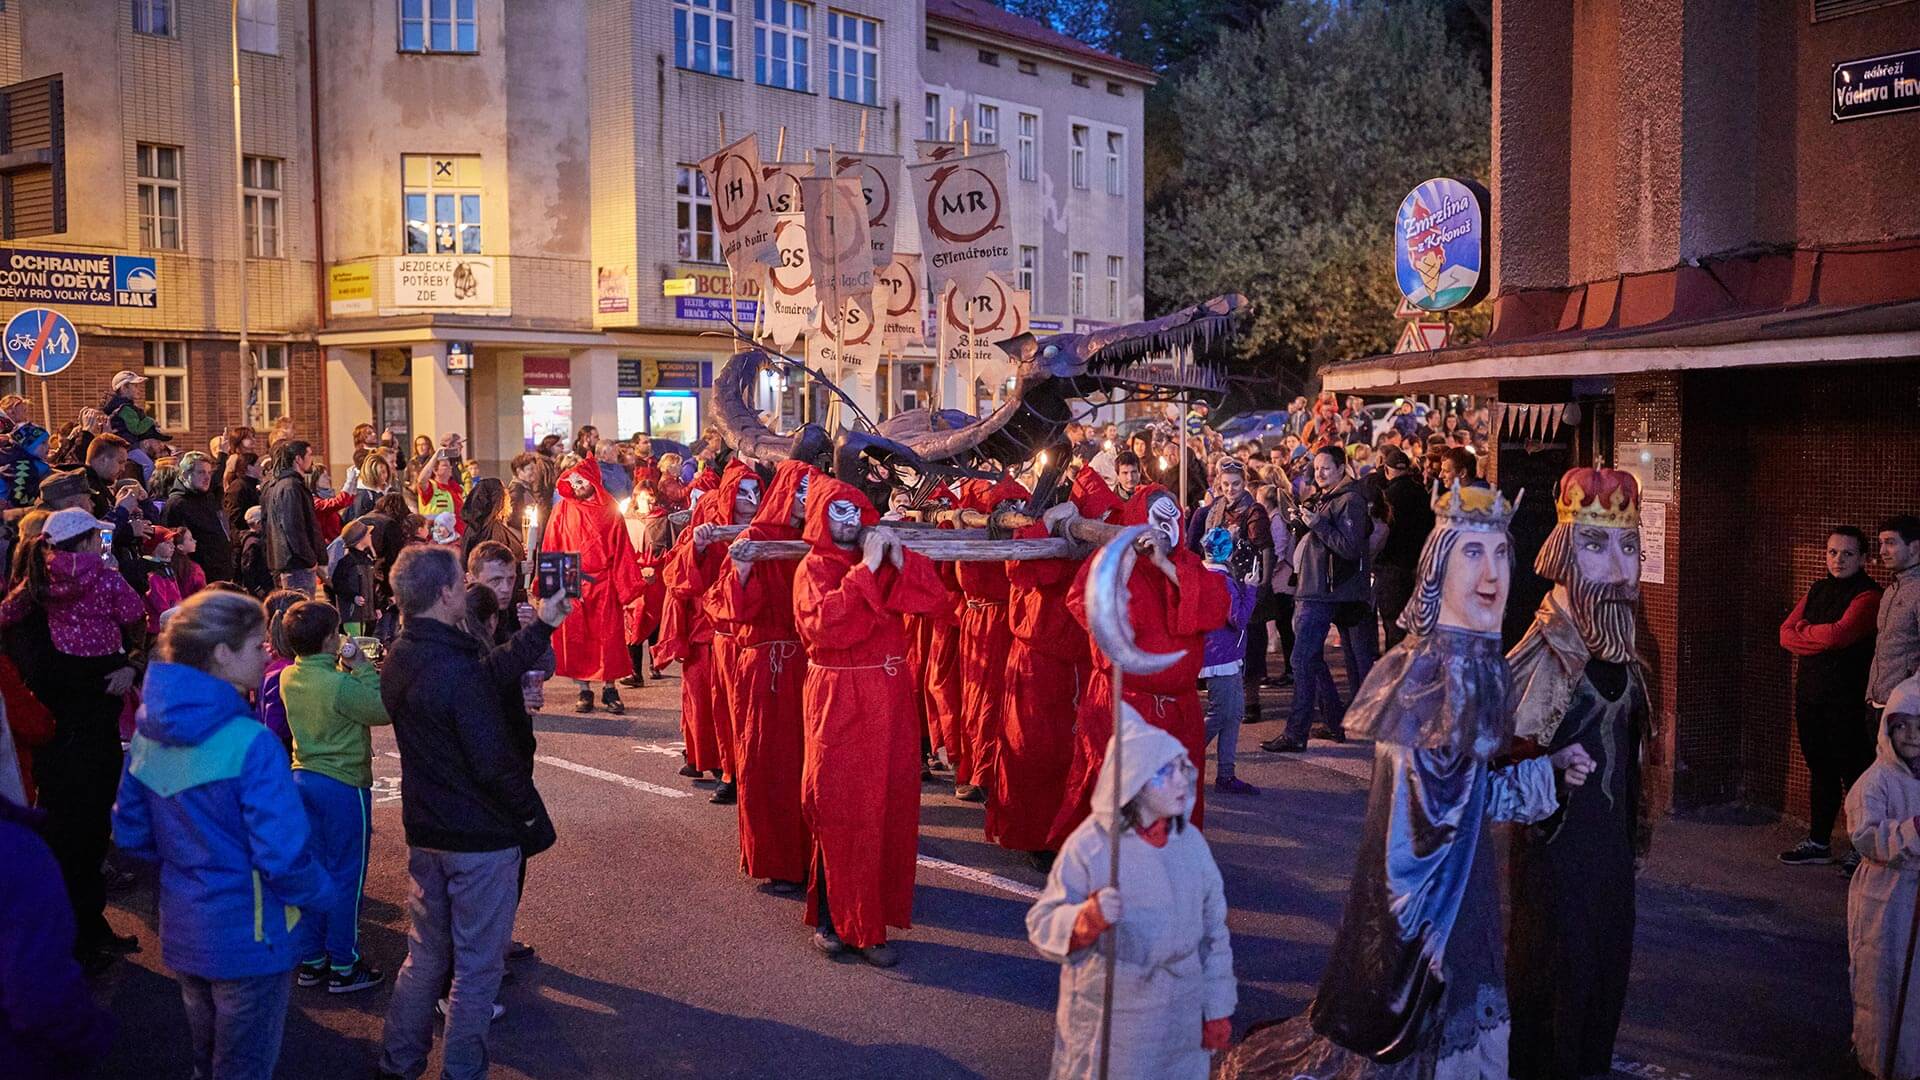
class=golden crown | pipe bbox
[1431,481,1520,532]
[1555,468,1640,528]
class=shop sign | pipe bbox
[670,263,759,324]
[391,255,496,309]
[1394,177,1489,312]
[642,358,711,390]
[0,247,157,308]
[445,341,474,373]
[523,355,571,389]
[328,261,374,315]
[662,277,697,297]
[597,265,631,313]
[1833,48,1920,122]
[1030,319,1063,332]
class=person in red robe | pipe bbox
[949,476,1030,806]
[544,458,643,713]
[1048,482,1230,844]
[792,476,949,967]
[708,459,818,890]
[988,465,1125,863]
[620,484,672,687]
[664,460,760,801]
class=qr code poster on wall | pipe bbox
[1617,442,1674,503]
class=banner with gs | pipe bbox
[760,214,817,352]
[809,295,881,372]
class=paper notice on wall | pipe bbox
[1639,500,1666,586]
[876,254,925,348]
[907,150,1014,299]
[696,133,774,285]
[759,214,817,351]
[799,175,875,331]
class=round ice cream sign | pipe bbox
[1394,177,1490,312]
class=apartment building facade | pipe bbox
[1,0,1152,475]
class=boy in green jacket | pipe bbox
[280,600,391,994]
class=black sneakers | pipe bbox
[709,781,737,805]
[327,961,384,995]
[1777,840,1833,866]
[576,688,594,713]
[601,686,625,715]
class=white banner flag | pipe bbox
[915,139,963,163]
[799,174,875,330]
[696,133,773,285]
[939,273,1029,403]
[876,254,925,349]
[810,295,881,372]
[825,150,902,270]
[760,213,816,351]
[907,150,1015,300]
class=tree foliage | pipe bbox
[1144,0,1488,394]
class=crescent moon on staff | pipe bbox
[1086,526,1183,676]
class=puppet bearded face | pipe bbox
[1133,755,1196,824]
[1146,492,1181,550]
[1438,530,1510,634]
[826,499,863,547]
[732,477,761,525]
[790,474,811,527]
[1543,523,1641,662]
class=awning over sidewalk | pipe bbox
[1324,239,1920,394]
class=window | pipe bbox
[925,33,939,51]
[974,103,997,146]
[1018,58,1037,75]
[242,156,282,258]
[1069,125,1087,190]
[136,144,182,250]
[826,11,878,105]
[402,155,482,254]
[238,0,279,54]
[0,75,68,240]
[673,0,735,76]
[400,0,478,53]
[254,344,288,426]
[675,165,718,263]
[1071,72,1089,87]
[143,341,189,432]
[1017,245,1036,294]
[1106,81,1124,96]
[1105,132,1123,196]
[924,92,939,140]
[1070,252,1087,317]
[978,49,999,66]
[132,0,173,36]
[754,0,808,91]
[1106,255,1122,318]
[1016,112,1037,181]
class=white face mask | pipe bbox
[793,474,811,516]
[1147,494,1181,550]
[826,498,863,545]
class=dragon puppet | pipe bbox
[714,293,1245,509]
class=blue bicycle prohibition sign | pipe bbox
[3,308,81,377]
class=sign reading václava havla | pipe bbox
[1393,178,1490,313]
[1833,48,1920,122]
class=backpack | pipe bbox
[237,530,271,597]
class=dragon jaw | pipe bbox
[1000,292,1244,394]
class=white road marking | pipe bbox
[632,742,687,758]
[915,855,1041,900]
[534,754,693,799]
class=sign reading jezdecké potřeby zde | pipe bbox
[1833,48,1920,122]
[0,248,158,308]
[1393,178,1489,313]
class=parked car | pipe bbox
[1215,409,1284,441]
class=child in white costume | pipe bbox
[1026,703,1235,1080]
[1848,673,1920,1080]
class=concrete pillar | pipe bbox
[410,342,467,448]
[324,347,374,482]
[470,351,523,480]
[571,346,620,437]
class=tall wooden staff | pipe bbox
[1082,525,1185,1080]
[1889,893,1920,1079]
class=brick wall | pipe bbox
[1615,372,1683,816]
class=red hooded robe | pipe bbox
[986,470,1121,852]
[543,460,643,682]
[664,460,757,776]
[792,477,949,949]
[707,459,817,884]
[1047,483,1230,844]
[903,485,962,768]
[953,476,1029,802]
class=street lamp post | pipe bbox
[231,0,254,427]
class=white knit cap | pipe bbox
[43,507,113,545]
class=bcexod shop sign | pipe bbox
[670,265,759,324]
[1393,178,1489,312]
[0,247,157,308]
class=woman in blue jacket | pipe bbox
[113,590,333,1080]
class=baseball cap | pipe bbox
[43,507,114,545]
[112,370,148,391]
[1380,448,1413,471]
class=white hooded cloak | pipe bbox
[1849,673,1920,1080]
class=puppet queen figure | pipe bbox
[1219,483,1594,1080]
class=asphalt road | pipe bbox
[88,672,1860,1079]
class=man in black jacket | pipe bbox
[377,545,569,1079]
[1374,449,1434,651]
[1267,444,1376,752]
[260,439,325,595]
[161,452,234,582]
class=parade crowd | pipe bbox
[2,374,1919,1080]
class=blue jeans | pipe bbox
[1202,672,1245,781]
[1287,599,1377,741]
[293,770,373,969]
[380,846,522,1080]
[178,970,293,1080]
